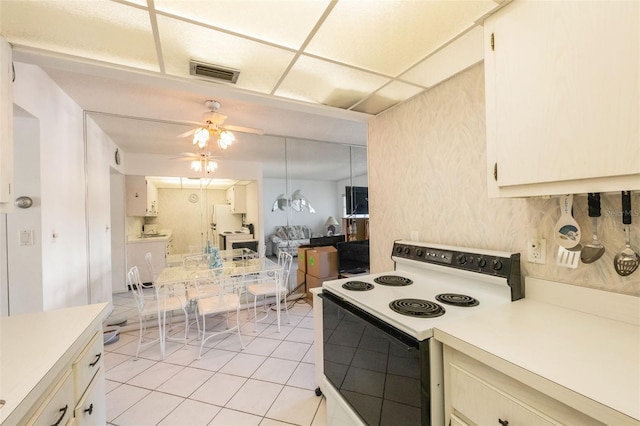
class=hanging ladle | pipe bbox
[581,193,605,263]
[614,191,639,276]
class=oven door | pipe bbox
[320,291,430,426]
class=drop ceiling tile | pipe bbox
[305,0,496,76]
[274,55,389,109]
[400,26,485,88]
[0,0,159,71]
[154,0,331,49]
[157,15,296,94]
[351,81,424,115]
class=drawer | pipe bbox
[74,367,106,426]
[450,364,557,426]
[25,369,74,426]
[73,332,102,398]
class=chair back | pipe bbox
[127,266,149,312]
[192,267,243,309]
[277,251,293,292]
[144,252,156,284]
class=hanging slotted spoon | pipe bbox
[614,191,639,276]
[581,193,605,263]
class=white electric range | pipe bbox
[314,240,523,426]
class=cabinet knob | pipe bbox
[84,403,94,415]
[498,419,509,426]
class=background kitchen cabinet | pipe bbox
[125,176,158,216]
[226,184,247,214]
[126,240,167,284]
[0,36,13,212]
[484,1,640,197]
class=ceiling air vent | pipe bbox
[189,60,240,84]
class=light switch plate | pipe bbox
[20,230,34,246]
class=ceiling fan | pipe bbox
[173,150,220,174]
[180,100,264,150]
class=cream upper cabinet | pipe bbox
[226,185,247,214]
[125,176,158,216]
[0,36,13,212]
[484,0,640,197]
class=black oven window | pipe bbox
[323,295,427,426]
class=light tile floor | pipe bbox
[106,291,326,426]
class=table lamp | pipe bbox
[325,216,339,236]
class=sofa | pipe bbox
[267,225,317,257]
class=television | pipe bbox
[346,186,369,215]
[337,240,370,274]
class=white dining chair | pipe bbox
[128,266,189,360]
[193,268,245,359]
[246,251,293,332]
[128,266,163,359]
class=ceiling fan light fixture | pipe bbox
[193,127,210,148]
[218,130,234,149]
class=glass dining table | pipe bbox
[154,255,283,357]
[165,247,258,267]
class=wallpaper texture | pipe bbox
[368,63,639,296]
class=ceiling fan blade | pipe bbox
[223,124,264,135]
[178,129,195,138]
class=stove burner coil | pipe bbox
[341,281,374,291]
[435,293,480,307]
[374,275,413,286]
[389,299,445,318]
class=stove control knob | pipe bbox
[456,254,467,265]
[478,257,487,267]
[416,249,424,257]
[492,259,503,271]
[395,246,403,254]
[403,247,411,255]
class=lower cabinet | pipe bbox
[443,347,604,426]
[25,369,74,426]
[23,332,105,425]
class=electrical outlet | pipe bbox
[527,239,546,264]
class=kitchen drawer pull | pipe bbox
[84,403,94,415]
[498,419,509,426]
[51,404,68,426]
[89,352,101,367]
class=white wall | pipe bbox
[5,62,121,311]
[12,63,88,310]
[6,114,42,314]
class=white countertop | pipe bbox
[0,303,109,424]
[434,278,640,423]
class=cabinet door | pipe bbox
[485,1,640,196]
[26,369,74,426]
[125,176,147,216]
[73,368,106,426]
[146,179,158,216]
[0,36,13,209]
